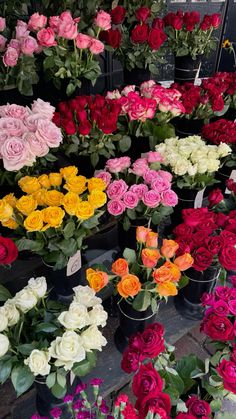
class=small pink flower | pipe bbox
[76,33,92,49]
[63,395,73,403]
[158,170,173,183]
[94,11,111,31]
[142,190,161,208]
[213,300,229,317]
[20,36,38,55]
[107,199,125,216]
[107,179,128,199]
[131,157,148,176]
[31,99,55,120]
[28,13,47,31]
[49,407,62,418]
[89,38,104,54]
[95,171,111,186]
[49,16,60,32]
[8,39,21,53]
[15,20,30,39]
[3,47,19,67]
[128,97,156,122]
[151,177,171,193]
[0,17,6,32]
[106,157,130,173]
[129,184,148,199]
[123,191,139,209]
[37,27,57,47]
[146,151,163,163]
[0,34,6,52]
[161,189,178,207]
[143,169,159,185]
[2,104,29,119]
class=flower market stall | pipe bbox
[0,1,236,418]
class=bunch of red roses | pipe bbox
[204,72,236,106]
[0,236,18,266]
[173,207,236,272]
[202,119,236,147]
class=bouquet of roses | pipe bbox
[0,235,18,265]
[0,279,107,398]
[86,226,193,312]
[164,10,221,59]
[96,154,178,230]
[0,99,63,187]
[204,72,236,111]
[156,136,231,189]
[0,166,107,269]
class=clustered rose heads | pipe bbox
[0,99,62,171]
[164,10,221,32]
[202,119,236,147]
[0,236,18,265]
[174,207,236,271]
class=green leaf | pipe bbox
[210,399,222,412]
[17,344,36,356]
[16,238,44,253]
[46,372,56,389]
[0,284,12,302]
[123,248,136,264]
[73,352,97,377]
[57,373,66,388]
[56,238,77,257]
[133,291,151,311]
[66,82,76,96]
[119,136,131,153]
[11,365,34,396]
[63,221,75,239]
[178,275,189,290]
[51,382,67,399]
[91,153,99,167]
[0,359,12,383]
[44,153,57,162]
[35,323,58,333]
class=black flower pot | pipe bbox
[173,118,205,138]
[126,135,150,161]
[114,299,159,352]
[223,107,236,121]
[123,68,151,86]
[174,55,202,84]
[171,187,209,228]
[175,266,220,320]
[118,219,151,251]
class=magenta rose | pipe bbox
[217,359,236,394]
[219,243,236,271]
[132,363,163,399]
[35,119,62,148]
[182,208,211,227]
[213,300,229,317]
[95,171,111,186]
[76,34,92,49]
[201,292,216,307]
[142,190,161,208]
[31,99,55,120]
[228,300,236,315]
[94,10,111,31]
[123,191,139,209]
[121,348,140,373]
[129,184,148,199]
[107,179,128,199]
[186,395,211,418]
[107,199,125,216]
[136,390,171,419]
[208,188,224,207]
[215,286,235,301]
[131,158,149,176]
[161,189,178,207]
[151,177,171,193]
[37,28,57,47]
[176,414,196,419]
[201,314,234,341]
[3,47,19,67]
[1,137,35,171]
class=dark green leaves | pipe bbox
[11,365,34,397]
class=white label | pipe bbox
[67,250,81,277]
[225,170,236,194]
[70,371,75,385]
[194,188,205,208]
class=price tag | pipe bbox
[194,188,205,208]
[225,170,236,194]
[67,250,81,277]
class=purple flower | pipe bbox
[73,400,84,410]
[75,383,87,394]
[90,378,103,386]
[49,408,62,418]
[63,394,73,403]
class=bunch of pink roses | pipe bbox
[96,154,178,230]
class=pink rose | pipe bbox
[37,28,57,47]
[123,191,139,209]
[143,169,159,185]
[228,300,236,315]
[3,47,19,67]
[106,90,122,100]
[107,179,128,199]
[107,199,125,216]
[0,132,8,157]
[60,11,73,22]
[146,151,163,163]
[31,99,55,120]
[151,177,171,193]
[2,104,29,119]
[24,114,44,132]
[49,16,60,32]
[106,157,130,173]
[142,190,161,208]
[58,19,78,40]
[0,34,6,52]
[0,117,26,136]
[0,17,6,32]
[15,20,29,39]
[25,132,49,158]
[121,85,136,96]
[95,171,111,186]
[128,97,156,122]
[28,13,47,31]
[1,137,35,171]
[89,38,104,54]
[161,190,178,207]
[129,184,148,199]
[76,34,92,49]
[94,11,111,31]
[140,80,156,97]
[35,119,62,148]
[158,170,173,183]
[131,158,149,176]
[8,39,21,53]
[20,36,38,55]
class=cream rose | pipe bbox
[58,303,90,330]
[173,159,189,176]
[0,308,8,332]
[197,159,209,174]
[24,349,51,376]
[3,301,19,327]
[28,277,47,298]
[72,285,101,307]
[207,159,220,172]
[0,334,9,357]
[49,331,85,371]
[81,325,107,352]
[88,305,108,328]
[13,287,38,313]
[217,142,231,157]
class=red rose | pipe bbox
[0,237,18,265]
[175,239,191,256]
[192,231,213,247]
[211,13,221,29]
[130,322,165,359]
[220,230,236,244]
[205,235,223,255]
[110,6,126,25]
[174,223,194,237]
[192,247,213,271]
[200,15,212,31]
[106,28,122,49]
[208,188,224,207]
[78,120,91,136]
[148,28,167,50]
[135,7,151,23]
[73,96,88,108]
[176,414,197,419]
[171,15,183,30]
[76,110,87,122]
[201,314,234,341]
[93,94,106,109]
[97,111,118,134]
[182,208,211,227]
[132,363,163,399]
[186,395,211,418]
[121,348,140,373]
[218,243,236,270]
[184,11,200,31]
[152,18,164,30]
[52,112,61,126]
[225,219,236,234]
[217,359,236,394]
[195,220,217,233]
[229,210,236,219]
[227,179,236,194]
[211,95,225,112]
[122,402,138,419]
[131,24,149,44]
[136,390,171,419]
[58,101,69,114]
[214,213,229,228]
[62,119,76,135]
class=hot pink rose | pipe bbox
[60,11,73,22]
[107,179,128,199]
[3,47,19,67]
[143,169,159,185]
[2,104,29,119]
[142,190,161,208]
[1,137,35,171]
[161,190,178,207]
[49,16,60,32]
[0,34,6,52]
[151,177,171,193]
[146,151,163,163]
[28,13,47,31]
[106,157,130,173]
[25,132,49,158]
[228,300,236,315]
[8,39,21,53]
[94,11,111,31]
[0,17,6,32]
[0,117,26,136]
[15,20,29,39]
[31,99,55,120]
[76,34,92,49]
[123,191,139,209]
[20,36,38,55]
[128,97,156,122]
[35,119,62,148]
[158,170,173,183]
[58,19,78,40]
[95,171,111,186]
[37,28,57,47]
[131,158,149,176]
[129,184,148,199]
[107,199,125,216]
[89,38,104,54]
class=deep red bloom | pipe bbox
[0,237,18,265]
[131,24,149,44]
[110,6,126,25]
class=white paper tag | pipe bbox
[194,188,205,208]
[70,371,75,385]
[225,170,236,194]
[67,250,81,277]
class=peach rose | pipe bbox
[111,258,129,276]
[141,248,161,268]
[161,239,179,259]
[174,253,194,271]
[146,231,158,248]
[157,282,178,297]
[86,268,108,292]
[153,261,181,283]
[136,226,151,243]
[117,274,141,299]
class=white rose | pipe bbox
[49,331,85,371]
[28,277,47,298]
[197,159,209,174]
[187,163,198,177]
[81,325,107,352]
[72,285,101,307]
[13,287,38,313]
[166,152,180,166]
[217,142,231,157]
[24,349,51,376]
[207,159,220,172]
[207,150,218,160]
[164,137,179,147]
[178,144,193,158]
[173,159,189,176]
[88,305,108,328]
[0,334,9,357]
[3,301,20,327]
[0,308,8,332]
[155,143,167,156]
[58,303,90,330]
[191,150,207,164]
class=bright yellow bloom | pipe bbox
[44,190,64,206]
[43,206,65,228]
[4,193,17,208]
[87,177,106,193]
[88,189,107,209]
[18,176,41,194]
[32,189,47,206]
[0,199,13,222]
[64,175,87,194]
[49,173,62,187]
[63,192,81,215]
[60,166,78,179]
[222,39,231,48]
[38,174,51,189]
[24,210,44,232]
[1,218,18,229]
[16,195,38,216]
[76,201,94,220]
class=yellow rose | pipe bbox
[0,199,13,222]
[87,178,106,193]
[44,190,64,206]
[76,201,94,220]
[1,218,18,229]
[18,176,41,194]
[38,174,51,189]
[64,176,87,194]
[60,166,78,179]
[24,210,44,232]
[43,206,65,228]
[49,173,62,187]
[88,189,107,209]
[32,189,47,206]
[16,195,38,216]
[4,193,17,208]
[63,192,80,215]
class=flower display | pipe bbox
[86,226,193,311]
[0,167,107,269]
[0,236,18,265]
[0,281,107,397]
[156,135,231,189]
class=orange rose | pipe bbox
[153,261,181,283]
[117,274,141,299]
[136,226,151,243]
[86,268,108,292]
[111,258,129,276]
[174,253,194,271]
[141,248,161,268]
[157,282,178,297]
[146,231,158,248]
[161,239,179,258]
